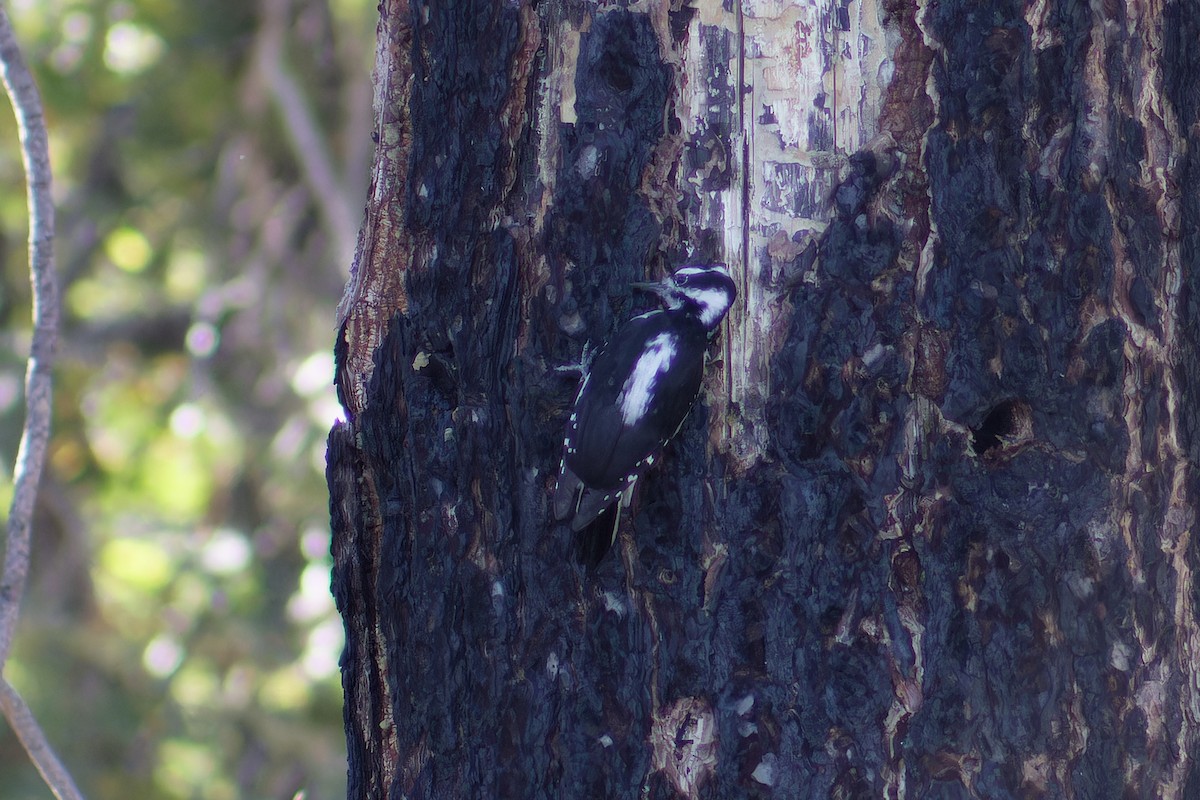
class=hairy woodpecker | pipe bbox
[553,264,737,564]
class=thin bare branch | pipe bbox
[0,2,59,668]
[0,678,83,800]
[256,0,360,264]
[0,7,82,800]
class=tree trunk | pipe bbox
[327,0,1200,796]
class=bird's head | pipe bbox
[633,264,737,331]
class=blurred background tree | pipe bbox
[0,0,374,797]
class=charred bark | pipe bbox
[328,0,1200,797]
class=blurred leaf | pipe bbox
[104,225,153,273]
[99,536,174,594]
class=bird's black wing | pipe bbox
[554,310,706,536]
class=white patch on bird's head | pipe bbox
[671,265,721,279]
[682,287,734,327]
[660,265,737,330]
[617,332,676,426]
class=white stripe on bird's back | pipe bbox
[617,332,677,426]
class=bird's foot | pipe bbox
[555,340,596,377]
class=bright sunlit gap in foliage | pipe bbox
[300,527,329,561]
[169,402,207,439]
[289,563,336,623]
[104,20,165,76]
[293,350,341,424]
[293,527,341,680]
[185,322,220,358]
[144,634,185,678]
[286,350,342,473]
[303,620,343,680]
[200,528,253,577]
[292,351,334,398]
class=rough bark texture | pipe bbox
[328,0,1200,797]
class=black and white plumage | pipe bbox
[553,264,738,564]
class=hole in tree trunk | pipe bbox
[971,400,1031,455]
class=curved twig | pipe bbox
[0,7,82,800]
[0,0,58,671]
[0,678,83,800]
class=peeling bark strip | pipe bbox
[329,1,1200,797]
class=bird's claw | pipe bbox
[555,340,595,377]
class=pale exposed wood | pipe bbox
[676,0,895,472]
[334,0,414,418]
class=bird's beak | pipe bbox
[630,279,673,299]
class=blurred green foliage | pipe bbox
[0,0,376,797]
